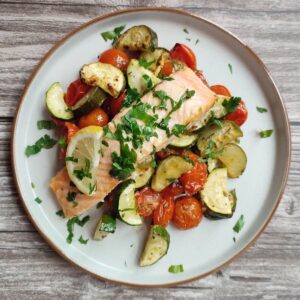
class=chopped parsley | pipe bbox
[25,134,57,157]
[205,141,224,159]
[34,197,42,204]
[185,38,191,42]
[195,38,199,45]
[66,191,77,202]
[228,63,233,74]
[98,148,104,157]
[57,137,67,148]
[122,88,140,108]
[88,183,96,194]
[73,159,92,180]
[139,58,155,69]
[169,89,195,115]
[102,140,109,147]
[100,215,116,233]
[207,112,223,128]
[37,120,55,130]
[168,264,184,274]
[31,182,35,189]
[233,214,245,233]
[222,97,241,113]
[183,28,189,34]
[56,210,65,218]
[259,129,273,138]
[233,237,236,242]
[101,25,126,44]
[65,156,78,163]
[172,124,187,137]
[256,106,268,113]
[142,74,153,91]
[66,215,90,244]
[78,235,89,245]
[153,90,172,111]
[158,74,174,81]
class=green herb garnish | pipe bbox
[256,106,268,113]
[34,197,42,204]
[233,214,245,233]
[122,88,140,108]
[205,140,224,159]
[78,235,89,245]
[101,25,126,44]
[66,215,90,244]
[25,134,57,157]
[183,28,189,34]
[88,183,96,195]
[168,264,184,274]
[102,140,109,147]
[100,215,116,233]
[172,124,187,137]
[37,120,55,130]
[228,63,233,74]
[186,38,191,42]
[259,129,273,138]
[66,191,77,202]
[31,182,35,189]
[142,74,153,91]
[65,156,78,162]
[139,58,155,69]
[57,137,67,148]
[73,159,92,180]
[56,210,65,218]
[158,74,174,81]
[195,39,199,45]
[222,97,241,113]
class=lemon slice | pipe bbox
[66,126,103,195]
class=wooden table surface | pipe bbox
[1,1,299,298]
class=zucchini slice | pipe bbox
[191,95,229,131]
[93,214,116,240]
[80,62,126,98]
[71,87,107,117]
[127,59,161,94]
[200,168,235,219]
[197,120,243,156]
[45,82,73,120]
[169,133,198,148]
[132,159,155,189]
[151,155,194,192]
[139,48,170,75]
[139,225,170,267]
[217,143,247,178]
[207,158,220,173]
[114,25,158,52]
[113,180,143,226]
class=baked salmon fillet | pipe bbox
[49,67,216,218]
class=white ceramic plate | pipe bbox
[12,8,290,286]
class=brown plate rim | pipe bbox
[11,7,291,288]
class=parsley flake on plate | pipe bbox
[256,106,268,113]
[56,210,65,218]
[233,214,245,233]
[78,235,89,245]
[37,120,55,130]
[101,25,126,44]
[168,264,184,274]
[259,129,273,138]
[34,197,42,204]
[228,63,233,74]
[25,134,57,157]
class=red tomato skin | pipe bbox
[160,181,184,199]
[98,49,129,71]
[135,187,162,217]
[179,152,208,195]
[160,61,174,76]
[65,79,91,107]
[225,100,248,126]
[102,90,126,119]
[78,107,109,128]
[153,195,175,227]
[173,196,203,230]
[195,70,209,87]
[170,43,197,70]
[64,122,79,144]
[210,85,231,97]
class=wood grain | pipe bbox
[0,1,299,298]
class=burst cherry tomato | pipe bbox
[195,70,209,87]
[98,49,129,71]
[135,187,162,217]
[102,90,126,119]
[64,122,79,144]
[153,195,175,227]
[161,181,184,198]
[160,61,174,77]
[65,79,91,107]
[179,152,207,195]
[210,85,231,97]
[170,43,197,70]
[78,107,109,129]
[225,100,248,126]
[173,196,203,230]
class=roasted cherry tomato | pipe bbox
[179,152,208,195]
[153,195,175,227]
[136,187,162,217]
[195,70,209,87]
[173,196,203,230]
[102,90,126,119]
[98,49,129,71]
[161,181,184,199]
[65,79,91,107]
[225,100,248,126]
[210,85,231,97]
[160,61,174,77]
[78,107,109,129]
[170,43,197,70]
[156,148,182,160]
[64,121,79,144]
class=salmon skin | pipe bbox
[49,67,216,218]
